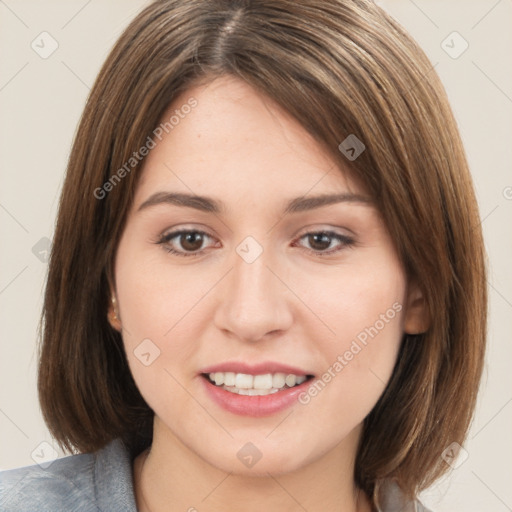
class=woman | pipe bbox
[0,0,486,510]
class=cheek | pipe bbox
[115,240,212,344]
[113,240,203,399]
[295,254,406,347]
[295,256,405,413]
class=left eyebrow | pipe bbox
[136,191,373,215]
[283,192,373,214]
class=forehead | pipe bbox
[134,75,364,207]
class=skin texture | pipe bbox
[109,75,427,512]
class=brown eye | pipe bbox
[306,233,333,251]
[296,231,355,257]
[179,232,205,252]
[157,229,216,257]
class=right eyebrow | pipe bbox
[137,192,223,213]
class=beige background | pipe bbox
[1,1,511,510]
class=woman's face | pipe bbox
[111,75,423,475]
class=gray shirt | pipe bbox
[0,438,431,511]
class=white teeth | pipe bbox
[241,389,259,396]
[285,374,297,387]
[231,387,280,396]
[235,373,254,389]
[253,374,273,390]
[272,373,286,388]
[206,371,309,394]
[224,372,235,386]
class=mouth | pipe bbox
[201,372,313,396]
[199,363,315,416]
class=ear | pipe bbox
[107,283,122,332]
[403,281,430,335]
[107,296,122,332]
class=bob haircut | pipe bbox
[38,0,487,506]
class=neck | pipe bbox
[134,417,371,512]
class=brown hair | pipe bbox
[38,0,487,505]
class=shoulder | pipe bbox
[0,438,138,512]
[377,479,433,512]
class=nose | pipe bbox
[213,245,294,343]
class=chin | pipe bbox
[193,434,320,477]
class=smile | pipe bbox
[199,363,315,416]
[204,372,309,396]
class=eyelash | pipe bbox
[153,229,355,258]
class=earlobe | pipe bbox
[403,283,430,335]
[107,294,122,332]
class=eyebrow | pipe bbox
[137,191,372,215]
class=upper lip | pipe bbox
[200,361,313,376]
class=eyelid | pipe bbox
[159,227,214,241]
[294,223,357,239]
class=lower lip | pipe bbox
[201,376,312,417]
